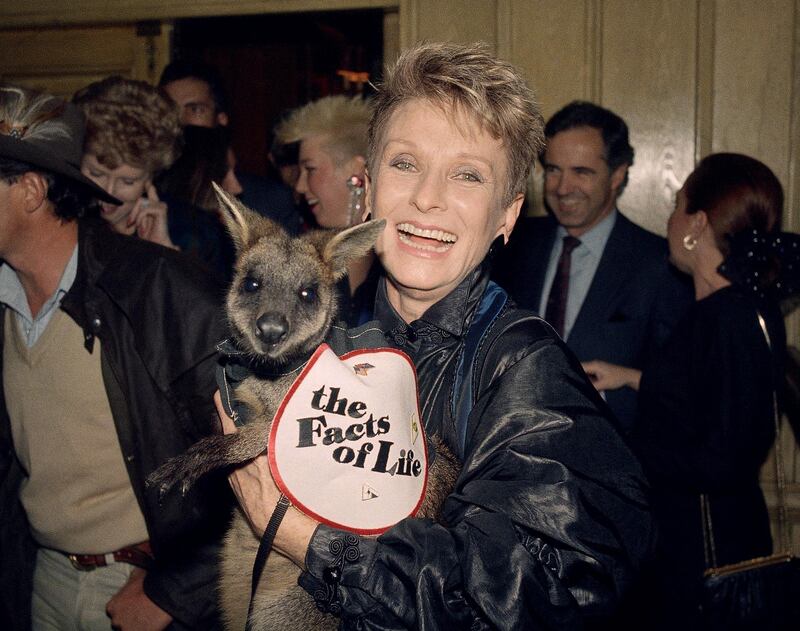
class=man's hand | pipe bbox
[214,391,317,567]
[106,568,172,631]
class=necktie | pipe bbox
[545,236,581,337]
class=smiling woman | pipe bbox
[221,41,656,629]
[276,95,376,325]
[367,99,519,320]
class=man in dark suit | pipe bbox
[494,101,691,432]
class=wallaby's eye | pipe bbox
[242,277,260,293]
[299,285,317,303]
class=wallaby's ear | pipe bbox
[213,182,253,252]
[213,182,282,253]
[323,219,386,280]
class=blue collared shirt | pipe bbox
[0,246,78,347]
[538,210,617,341]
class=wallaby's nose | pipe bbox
[255,314,288,344]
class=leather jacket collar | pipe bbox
[61,217,224,387]
[374,261,491,351]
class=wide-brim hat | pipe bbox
[0,99,120,205]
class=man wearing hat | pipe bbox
[0,85,231,630]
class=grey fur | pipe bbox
[147,185,459,630]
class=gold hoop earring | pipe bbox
[683,234,697,251]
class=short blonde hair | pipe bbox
[275,95,371,164]
[73,76,181,175]
[368,42,544,205]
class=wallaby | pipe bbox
[147,184,459,630]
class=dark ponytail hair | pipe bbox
[687,153,799,301]
[683,153,783,258]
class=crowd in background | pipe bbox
[0,44,799,630]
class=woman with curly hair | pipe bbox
[74,76,237,279]
[73,76,181,249]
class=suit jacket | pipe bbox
[493,212,692,432]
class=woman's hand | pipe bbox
[128,184,177,250]
[581,360,642,392]
[213,391,317,567]
[214,391,279,535]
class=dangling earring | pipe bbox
[346,175,365,225]
[683,234,697,251]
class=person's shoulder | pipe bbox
[613,213,668,252]
[696,286,760,325]
[691,287,783,357]
[483,303,562,362]
[508,214,554,241]
[81,218,224,304]
[477,304,597,409]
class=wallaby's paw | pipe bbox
[146,452,205,499]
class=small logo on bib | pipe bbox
[362,483,379,501]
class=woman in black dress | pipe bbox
[583,152,800,628]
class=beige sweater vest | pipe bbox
[4,309,148,554]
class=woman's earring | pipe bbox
[683,234,697,251]
[347,175,365,225]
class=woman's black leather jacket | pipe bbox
[299,263,655,630]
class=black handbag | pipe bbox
[699,313,800,630]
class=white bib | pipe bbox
[269,343,427,535]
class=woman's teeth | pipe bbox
[396,223,457,250]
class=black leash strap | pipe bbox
[245,494,291,631]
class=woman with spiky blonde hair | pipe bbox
[276,95,371,230]
[277,95,376,324]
